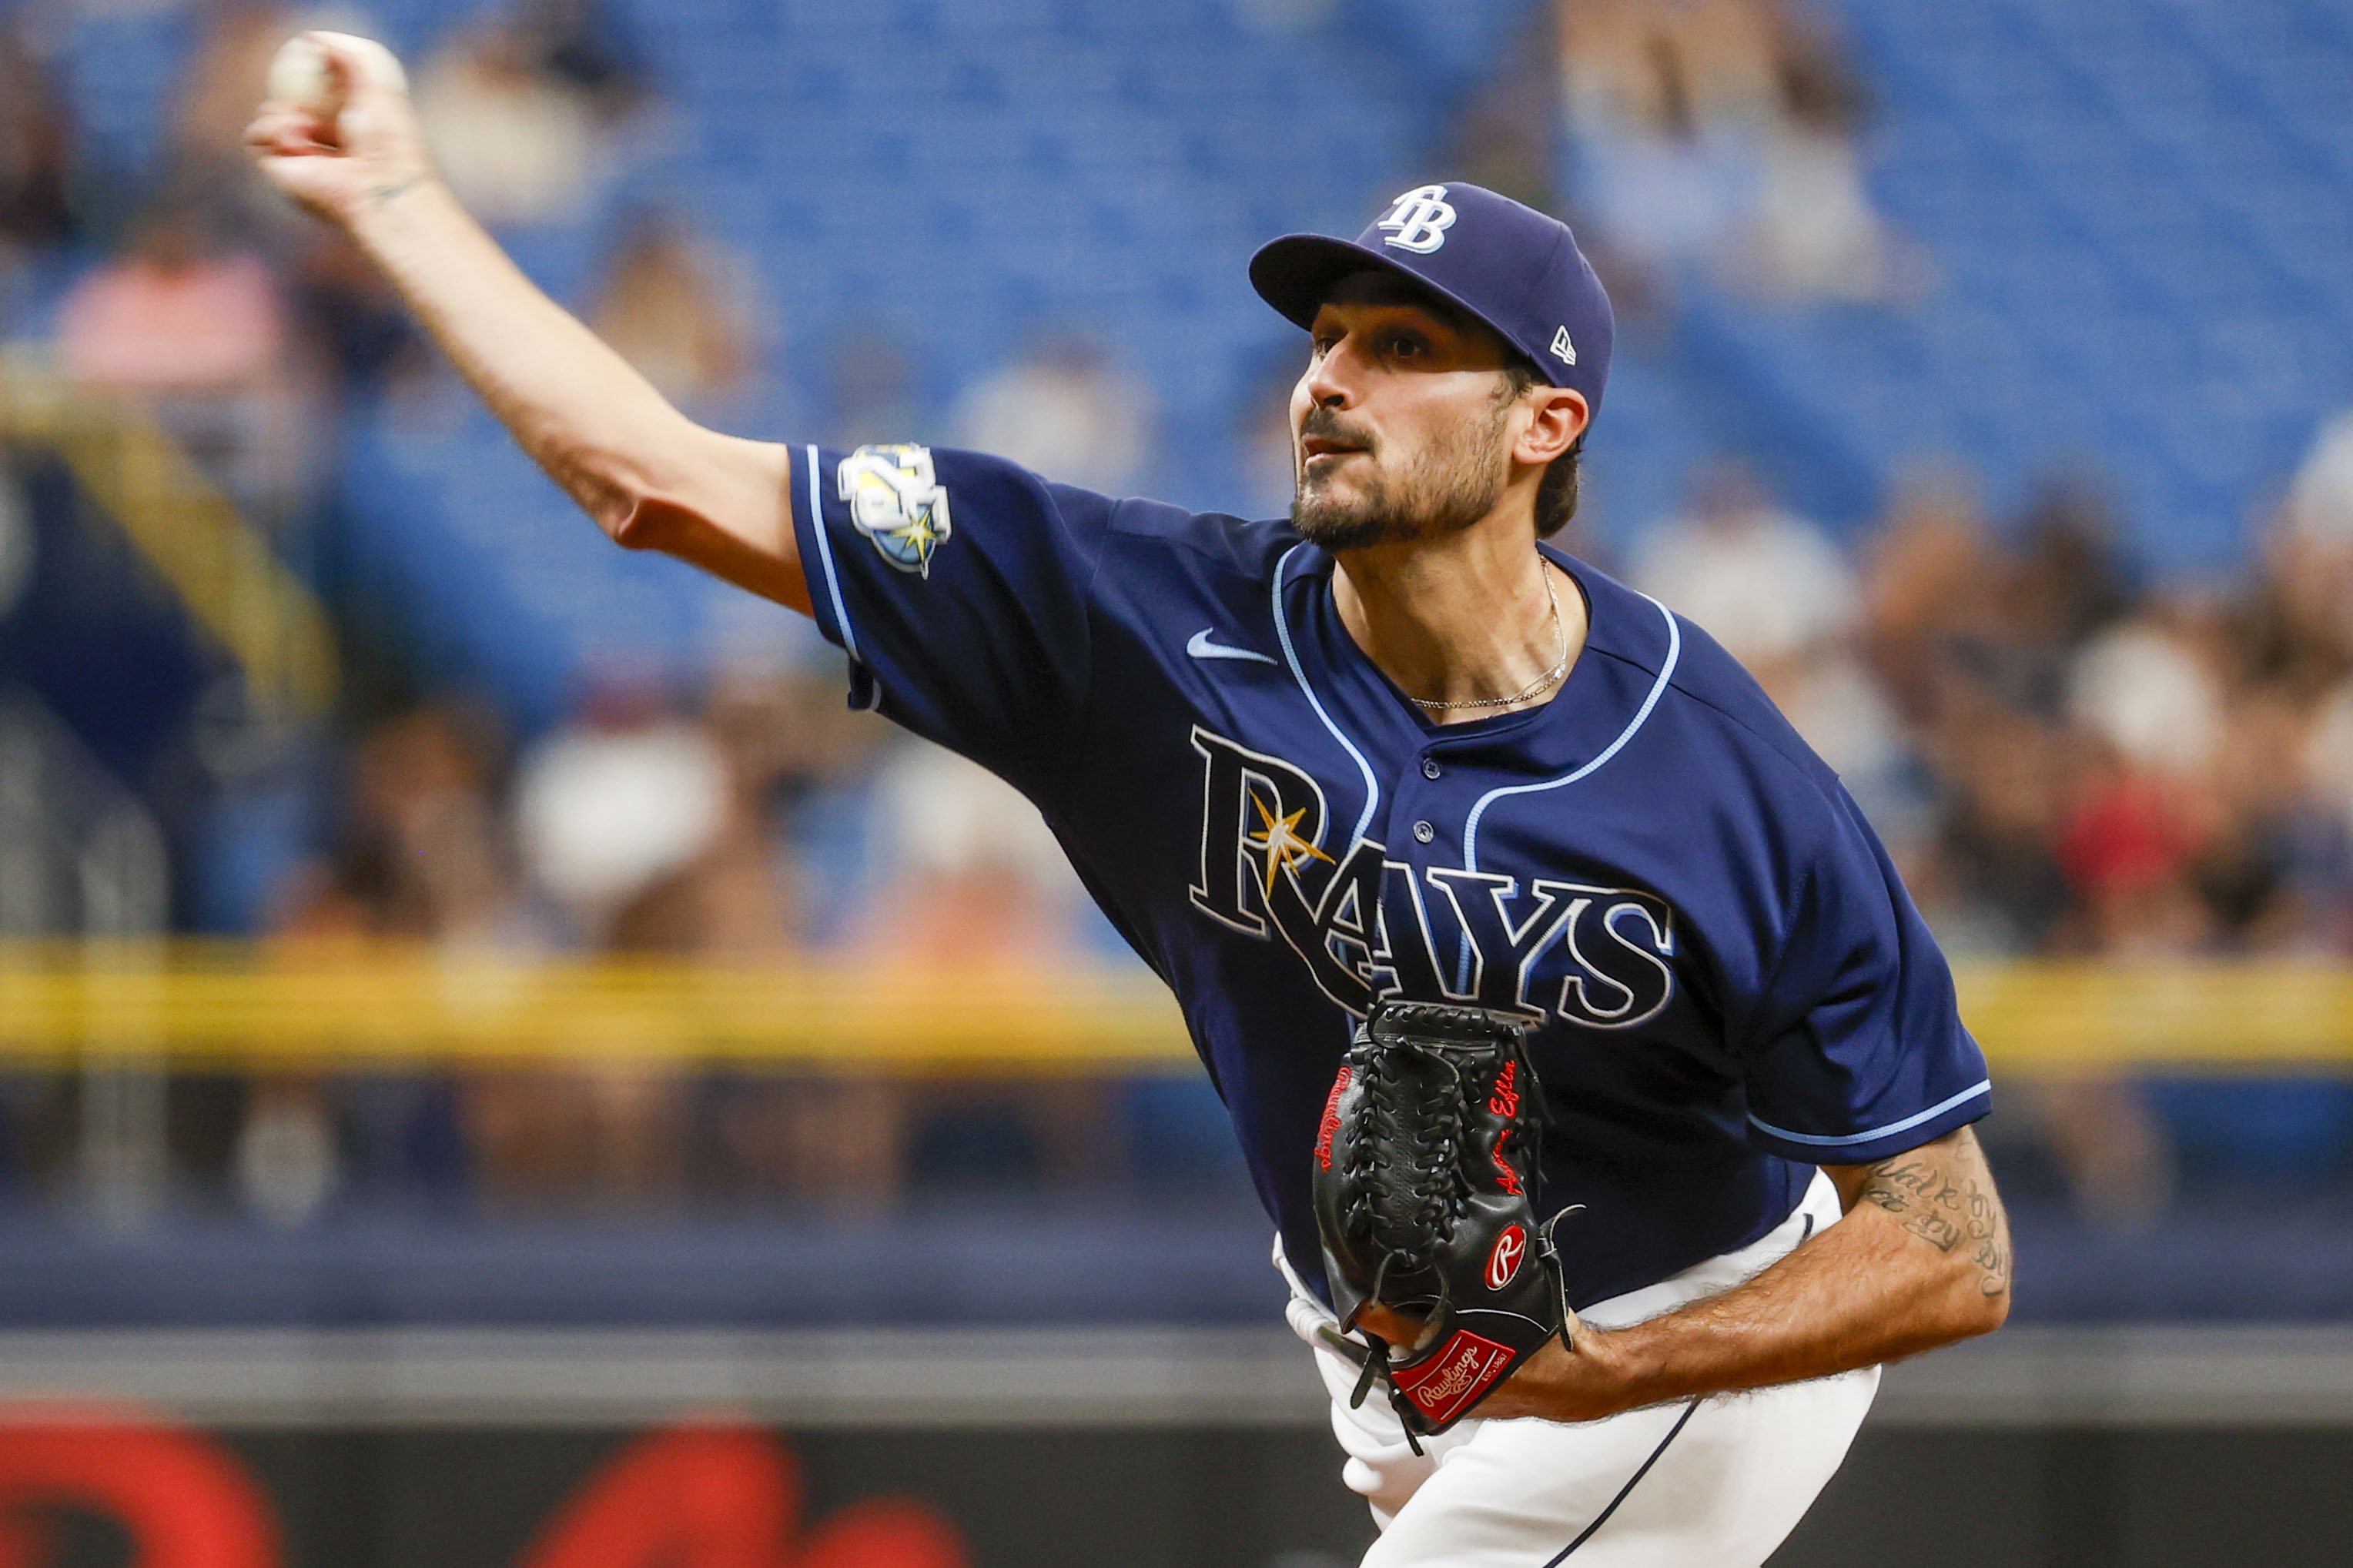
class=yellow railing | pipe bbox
[2,944,2351,1075]
[0,356,339,721]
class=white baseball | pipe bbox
[266,31,407,115]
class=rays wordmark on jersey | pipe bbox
[1187,726,1676,1025]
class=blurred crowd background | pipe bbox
[2,0,2352,1275]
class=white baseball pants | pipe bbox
[1281,1172,1878,1567]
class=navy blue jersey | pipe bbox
[792,442,1992,1310]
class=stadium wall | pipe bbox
[6,1329,2353,1566]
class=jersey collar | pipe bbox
[1277,542,1681,787]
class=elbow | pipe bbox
[1946,1275,2010,1342]
[606,490,697,553]
[549,436,694,553]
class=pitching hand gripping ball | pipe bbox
[266,32,408,115]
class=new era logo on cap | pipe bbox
[1249,181,1615,419]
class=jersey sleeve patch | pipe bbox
[838,443,953,576]
[786,442,1113,804]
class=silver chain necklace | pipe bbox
[1404,567,1568,714]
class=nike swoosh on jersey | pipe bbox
[1187,629,1279,665]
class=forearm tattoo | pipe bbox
[1861,1150,2012,1298]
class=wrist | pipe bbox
[1566,1321,1662,1416]
[343,168,449,247]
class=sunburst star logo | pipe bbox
[1246,795,1335,896]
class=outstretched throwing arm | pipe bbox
[244,33,810,612]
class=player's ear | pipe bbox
[1516,388,1588,467]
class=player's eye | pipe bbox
[1383,333,1428,360]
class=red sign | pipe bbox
[0,1406,969,1568]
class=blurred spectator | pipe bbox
[233,1077,339,1226]
[1557,0,1893,302]
[286,228,427,400]
[851,743,1090,968]
[1772,645,1916,827]
[2059,598,2235,955]
[1921,711,2075,955]
[259,702,525,1223]
[2235,520,2353,706]
[1628,463,1856,677]
[2005,480,2137,706]
[168,1,296,190]
[605,669,802,961]
[413,18,601,227]
[1634,463,1920,836]
[2066,608,2224,783]
[1852,471,2179,1222]
[275,701,524,943]
[2244,413,2353,707]
[842,742,1113,1197]
[1734,22,1894,300]
[1678,0,1789,122]
[55,189,310,513]
[588,212,765,416]
[1859,471,2004,722]
[0,17,79,262]
[2202,690,2325,950]
[1560,8,1758,275]
[466,681,750,1210]
[1556,0,1774,271]
[1561,0,1751,142]
[951,336,1153,493]
[514,681,727,946]
[1447,6,1566,214]
[2301,684,2353,944]
[510,0,654,124]
[57,196,283,389]
[2285,409,2353,550]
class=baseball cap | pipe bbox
[1250,182,1615,419]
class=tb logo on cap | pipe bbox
[1377,185,1457,254]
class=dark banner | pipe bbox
[4,1409,2353,1568]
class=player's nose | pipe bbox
[1304,335,1360,410]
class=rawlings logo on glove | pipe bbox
[1310,998,1571,1447]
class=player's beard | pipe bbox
[1290,403,1511,552]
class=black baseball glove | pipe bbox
[1311,998,1569,1446]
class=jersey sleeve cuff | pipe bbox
[1746,1080,1992,1165]
[789,443,879,711]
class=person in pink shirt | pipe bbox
[55,196,305,512]
[59,200,285,390]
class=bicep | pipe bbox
[614,426,810,615]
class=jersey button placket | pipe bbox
[1421,757,1443,779]
[1414,820,1435,844]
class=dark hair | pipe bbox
[1499,359,1585,538]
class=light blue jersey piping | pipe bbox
[1749,1080,1992,1148]
[804,444,861,665]
[1272,543,1381,847]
